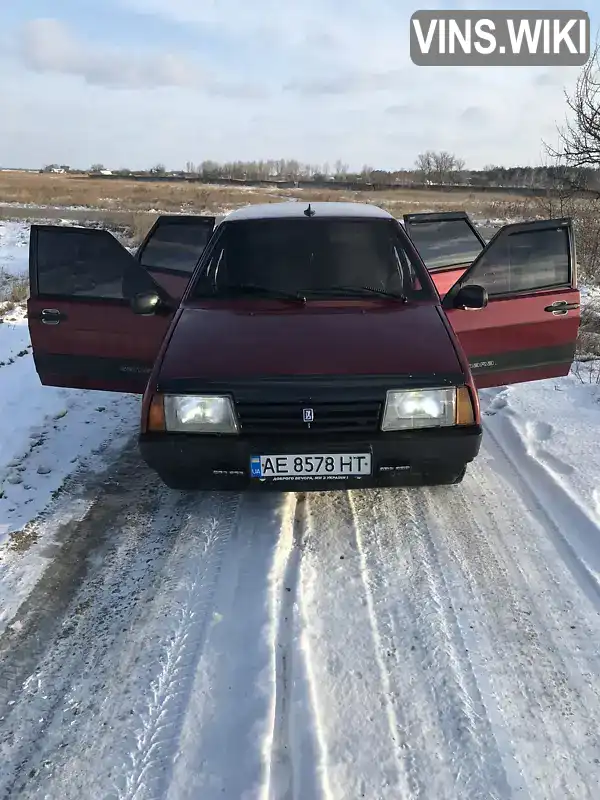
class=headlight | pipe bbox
[163,395,239,433]
[381,387,456,431]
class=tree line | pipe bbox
[38,40,600,193]
[39,158,600,191]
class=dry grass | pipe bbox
[0,271,28,304]
[0,270,28,319]
[0,171,528,218]
[576,296,600,363]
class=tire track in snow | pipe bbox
[297,491,422,800]
[264,492,326,800]
[165,491,316,800]
[266,492,305,800]
[2,483,321,800]
[0,447,148,702]
[0,486,243,800]
[0,451,178,799]
[348,488,512,800]
[117,492,242,800]
[419,458,600,799]
[346,491,422,800]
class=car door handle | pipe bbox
[39,308,67,325]
[544,300,580,315]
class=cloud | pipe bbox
[0,1,593,171]
[459,106,488,123]
[284,69,406,96]
[385,104,413,115]
[533,66,580,87]
[18,18,262,96]
[535,72,559,86]
[117,0,414,73]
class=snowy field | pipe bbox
[0,220,29,280]
[1,219,600,799]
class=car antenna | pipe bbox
[304,203,316,217]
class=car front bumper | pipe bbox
[139,425,483,491]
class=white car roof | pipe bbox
[216,201,395,225]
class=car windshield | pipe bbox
[191,217,434,301]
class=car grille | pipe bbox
[235,400,383,435]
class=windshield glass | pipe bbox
[406,218,484,270]
[191,217,434,301]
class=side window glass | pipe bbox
[463,226,571,297]
[139,221,214,274]
[36,228,130,299]
[407,219,484,270]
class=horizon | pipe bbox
[2,160,599,175]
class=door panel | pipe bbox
[429,266,472,298]
[135,214,215,299]
[28,225,176,393]
[444,218,580,388]
[403,211,486,295]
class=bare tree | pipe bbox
[546,39,600,169]
[432,151,457,183]
[360,165,374,182]
[414,150,465,183]
[415,150,435,182]
[539,41,600,288]
[334,159,349,177]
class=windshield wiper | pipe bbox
[218,283,307,302]
[307,285,408,302]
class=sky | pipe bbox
[0,0,597,172]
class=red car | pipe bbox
[27,202,580,490]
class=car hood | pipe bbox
[158,302,463,381]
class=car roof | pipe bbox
[217,201,395,224]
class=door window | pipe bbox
[35,227,130,299]
[461,225,571,297]
[138,218,215,274]
[405,217,484,270]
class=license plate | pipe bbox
[250,453,372,479]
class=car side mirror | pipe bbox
[452,284,488,310]
[131,291,162,315]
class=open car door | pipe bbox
[403,211,486,297]
[134,214,215,298]
[28,225,179,393]
[442,218,580,389]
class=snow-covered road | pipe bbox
[2,219,600,799]
[2,431,600,800]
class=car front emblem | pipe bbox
[303,408,314,423]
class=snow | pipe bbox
[0,308,140,629]
[0,220,29,278]
[0,311,139,534]
[0,221,141,628]
[0,202,93,212]
[224,201,393,220]
[1,218,600,798]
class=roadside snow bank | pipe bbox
[0,221,28,279]
[0,310,139,542]
[0,221,29,303]
[481,368,600,532]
